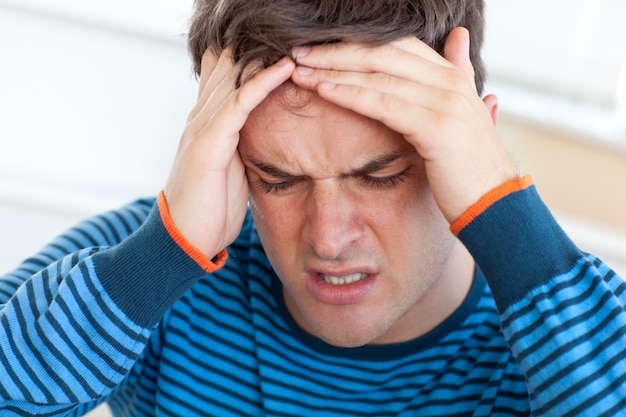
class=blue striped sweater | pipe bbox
[1,183,625,416]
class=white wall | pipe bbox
[0,4,196,204]
[482,0,626,146]
[0,3,198,273]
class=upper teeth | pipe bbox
[321,273,367,285]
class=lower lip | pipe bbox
[307,273,377,305]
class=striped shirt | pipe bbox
[1,180,625,416]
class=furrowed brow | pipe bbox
[347,151,409,176]
[245,150,411,179]
[245,156,299,179]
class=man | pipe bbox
[1,0,625,415]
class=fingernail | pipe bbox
[319,81,336,90]
[277,56,294,67]
[296,66,314,76]
[292,46,311,60]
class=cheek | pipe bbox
[248,192,275,235]
[377,173,443,226]
[248,191,299,254]
[248,191,311,292]
[249,190,291,225]
[378,179,452,262]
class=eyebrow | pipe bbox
[244,151,410,179]
[347,151,409,177]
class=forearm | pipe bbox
[455,177,626,415]
[91,195,222,328]
[0,198,214,413]
[0,246,150,413]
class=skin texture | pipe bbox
[163,28,518,347]
[240,92,475,347]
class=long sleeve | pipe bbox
[455,177,626,415]
[0,197,210,416]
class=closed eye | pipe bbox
[360,169,410,189]
[255,177,303,194]
[245,152,416,194]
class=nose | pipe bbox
[302,182,364,260]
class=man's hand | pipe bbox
[290,27,518,223]
[164,49,295,259]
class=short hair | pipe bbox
[188,0,486,94]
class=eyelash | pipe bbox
[361,169,410,189]
[257,169,410,194]
[257,179,297,194]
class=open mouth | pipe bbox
[320,272,368,286]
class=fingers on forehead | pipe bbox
[295,36,450,71]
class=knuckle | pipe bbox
[380,92,405,114]
[446,67,475,93]
[324,69,342,83]
[232,89,251,114]
[441,90,470,115]
[372,72,393,89]
[369,43,396,70]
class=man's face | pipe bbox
[239,89,460,348]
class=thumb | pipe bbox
[443,27,476,91]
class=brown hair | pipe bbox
[188,0,486,93]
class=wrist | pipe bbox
[450,175,534,235]
[157,191,228,272]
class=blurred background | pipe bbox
[0,1,625,414]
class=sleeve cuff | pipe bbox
[450,175,535,236]
[453,178,580,311]
[157,191,228,273]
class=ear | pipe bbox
[482,93,499,125]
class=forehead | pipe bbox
[239,86,412,172]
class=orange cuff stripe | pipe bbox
[450,175,534,236]
[157,191,228,273]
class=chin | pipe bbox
[313,322,389,348]
[322,335,372,349]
